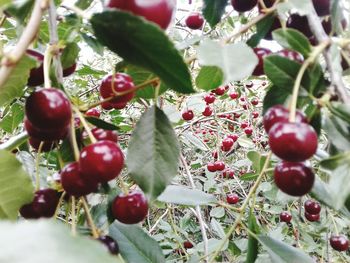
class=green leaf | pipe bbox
[0,150,34,220]
[202,0,228,28]
[80,33,104,56]
[75,0,93,9]
[76,65,107,76]
[319,153,350,171]
[195,66,224,91]
[240,172,258,181]
[5,0,34,22]
[247,151,268,173]
[247,14,275,48]
[91,11,194,94]
[109,221,165,263]
[323,115,350,152]
[157,185,216,206]
[257,235,314,263]
[61,42,80,68]
[328,163,350,209]
[272,28,312,57]
[263,85,289,114]
[85,117,119,131]
[0,55,37,107]
[0,220,123,263]
[126,106,180,200]
[328,102,350,124]
[0,103,24,133]
[246,211,260,263]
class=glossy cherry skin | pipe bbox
[229,92,239,99]
[214,161,225,171]
[287,15,313,38]
[202,106,213,117]
[228,134,238,142]
[276,49,304,64]
[312,0,330,17]
[20,189,60,219]
[25,88,72,131]
[222,137,234,150]
[263,105,307,133]
[330,235,349,251]
[185,12,204,30]
[213,86,226,96]
[274,161,315,196]
[183,241,194,249]
[240,121,248,129]
[29,138,56,152]
[112,191,148,224]
[252,48,272,76]
[244,127,253,136]
[304,211,320,222]
[101,101,115,111]
[207,162,217,172]
[61,162,98,197]
[226,193,239,204]
[252,111,259,118]
[268,122,318,162]
[26,49,44,87]
[304,200,321,215]
[63,63,77,77]
[280,211,292,223]
[25,118,68,141]
[182,110,194,121]
[98,235,119,255]
[85,108,101,118]
[204,93,216,104]
[251,98,259,105]
[106,0,176,29]
[231,0,257,12]
[222,169,235,178]
[83,128,118,143]
[99,73,135,109]
[79,140,124,183]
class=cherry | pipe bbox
[62,63,77,77]
[252,111,259,118]
[79,140,124,183]
[85,108,101,118]
[99,73,135,109]
[287,15,313,38]
[245,81,253,89]
[112,191,148,224]
[231,0,257,12]
[274,161,315,196]
[244,127,253,136]
[101,101,114,111]
[204,93,216,104]
[304,211,320,222]
[222,169,235,178]
[25,118,68,141]
[207,162,217,172]
[106,0,176,29]
[83,128,118,143]
[226,193,239,204]
[240,121,248,129]
[202,106,213,117]
[263,105,307,133]
[26,49,44,87]
[304,200,321,215]
[242,104,249,110]
[240,97,246,102]
[222,137,234,152]
[229,92,239,99]
[29,138,56,152]
[234,112,241,119]
[20,189,60,219]
[228,134,238,142]
[212,86,226,96]
[74,117,82,128]
[253,47,272,76]
[98,235,119,255]
[185,12,204,30]
[268,122,318,162]
[214,161,225,171]
[61,162,98,197]
[251,98,259,105]
[330,235,349,251]
[182,109,194,121]
[279,211,292,223]
[183,241,194,249]
[212,151,218,159]
[312,0,330,17]
[276,49,304,64]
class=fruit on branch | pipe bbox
[276,49,304,64]
[204,93,216,104]
[304,200,321,215]
[112,191,148,224]
[245,81,253,88]
[62,63,77,77]
[226,193,239,204]
[212,86,226,96]
[252,111,259,118]
[106,0,176,29]
[330,235,349,251]
[222,169,235,178]
[251,98,259,105]
[79,140,124,183]
[252,47,272,76]
[182,109,194,121]
[85,108,101,118]
[183,241,194,249]
[20,189,60,219]
[280,211,292,223]
[26,49,44,87]
[207,162,217,172]
[202,105,213,117]
[99,73,135,110]
[244,127,253,136]
[231,0,257,12]
[287,15,313,38]
[25,118,68,141]
[90,128,118,142]
[240,121,248,129]
[101,101,114,110]
[228,134,239,142]
[304,211,320,222]
[29,138,57,152]
[98,236,120,255]
[263,105,307,133]
[214,161,226,171]
[229,92,239,99]
[274,161,315,196]
[222,137,234,152]
[312,0,330,17]
[185,12,204,30]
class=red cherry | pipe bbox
[25,88,72,131]
[226,193,239,204]
[29,138,56,152]
[207,162,217,172]
[268,122,318,162]
[61,162,98,197]
[106,0,176,29]
[222,137,234,151]
[85,108,101,118]
[229,92,239,99]
[234,112,241,119]
[26,49,44,87]
[330,235,349,251]
[212,86,226,96]
[252,111,259,118]
[212,151,218,159]
[312,0,330,17]
[214,161,225,171]
[228,134,238,142]
[98,236,119,255]
[244,127,253,136]
[112,191,148,224]
[101,101,114,110]
[182,109,194,121]
[240,121,248,129]
[304,211,320,222]
[252,47,272,76]
[274,161,315,196]
[74,117,81,128]
[204,93,216,104]
[185,12,204,30]
[62,63,77,77]
[183,241,194,249]
[304,200,321,215]
[245,81,254,88]
[79,140,124,183]
[287,15,313,38]
[280,211,292,223]
[202,106,213,117]
[25,118,68,141]
[231,0,257,12]
[276,49,304,64]
[83,128,118,143]
[222,169,235,178]
[239,97,246,102]
[251,98,259,105]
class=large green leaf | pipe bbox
[247,151,269,174]
[0,150,34,220]
[247,14,275,48]
[195,66,224,91]
[323,115,350,152]
[246,211,260,263]
[263,85,289,114]
[202,0,228,28]
[109,221,165,263]
[126,106,180,200]
[0,220,123,263]
[272,29,312,57]
[4,0,34,22]
[0,55,37,107]
[61,42,80,68]
[91,11,194,94]
[0,103,24,133]
[328,163,350,209]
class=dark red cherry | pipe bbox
[214,161,225,171]
[304,211,320,222]
[182,109,194,121]
[229,92,239,99]
[98,235,119,255]
[212,151,218,159]
[274,161,315,196]
[202,106,213,117]
[304,200,321,215]
[268,122,318,162]
[25,118,68,141]
[244,127,253,136]
[83,128,118,143]
[226,193,239,204]
[106,0,176,29]
[101,101,114,111]
[26,49,44,87]
[222,169,235,178]
[79,140,124,183]
[25,88,72,131]
[276,49,304,63]
[263,105,307,133]
[251,98,259,105]
[228,134,239,142]
[231,0,257,12]
[252,111,259,118]
[183,241,194,249]
[330,235,349,251]
[240,121,248,129]
[112,191,148,224]
[222,137,234,151]
[85,108,101,118]
[312,0,330,17]
[204,93,216,104]
[185,12,204,30]
[287,15,313,38]
[253,48,272,76]
[212,86,226,96]
[62,63,77,77]
[29,138,56,152]
[207,162,216,172]
[61,162,98,197]
[279,211,292,223]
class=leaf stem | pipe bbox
[73,107,97,144]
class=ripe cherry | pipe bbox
[245,81,253,88]
[274,161,315,196]
[280,211,292,223]
[79,140,124,183]
[204,93,216,104]
[253,47,272,76]
[229,92,239,99]
[212,151,218,159]
[304,200,321,215]
[287,15,313,38]
[226,193,239,204]
[252,111,259,118]
[231,0,257,12]
[85,108,101,118]
[112,191,148,224]
[268,122,318,162]
[221,137,234,152]
[98,235,119,255]
[304,211,320,222]
[182,109,194,121]
[183,241,194,249]
[106,0,176,29]
[244,127,253,136]
[213,86,226,96]
[25,118,68,141]
[202,106,213,117]
[276,49,304,64]
[83,128,118,143]
[185,12,204,30]
[101,101,114,111]
[222,169,235,178]
[62,63,77,77]
[312,0,330,17]
[207,162,216,172]
[214,161,225,171]
[26,49,44,87]
[251,98,259,105]
[240,121,248,129]
[330,235,349,251]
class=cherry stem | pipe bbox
[71,196,77,236]
[73,107,97,144]
[81,197,99,239]
[43,45,53,88]
[35,141,44,191]
[118,176,129,195]
[70,117,80,161]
